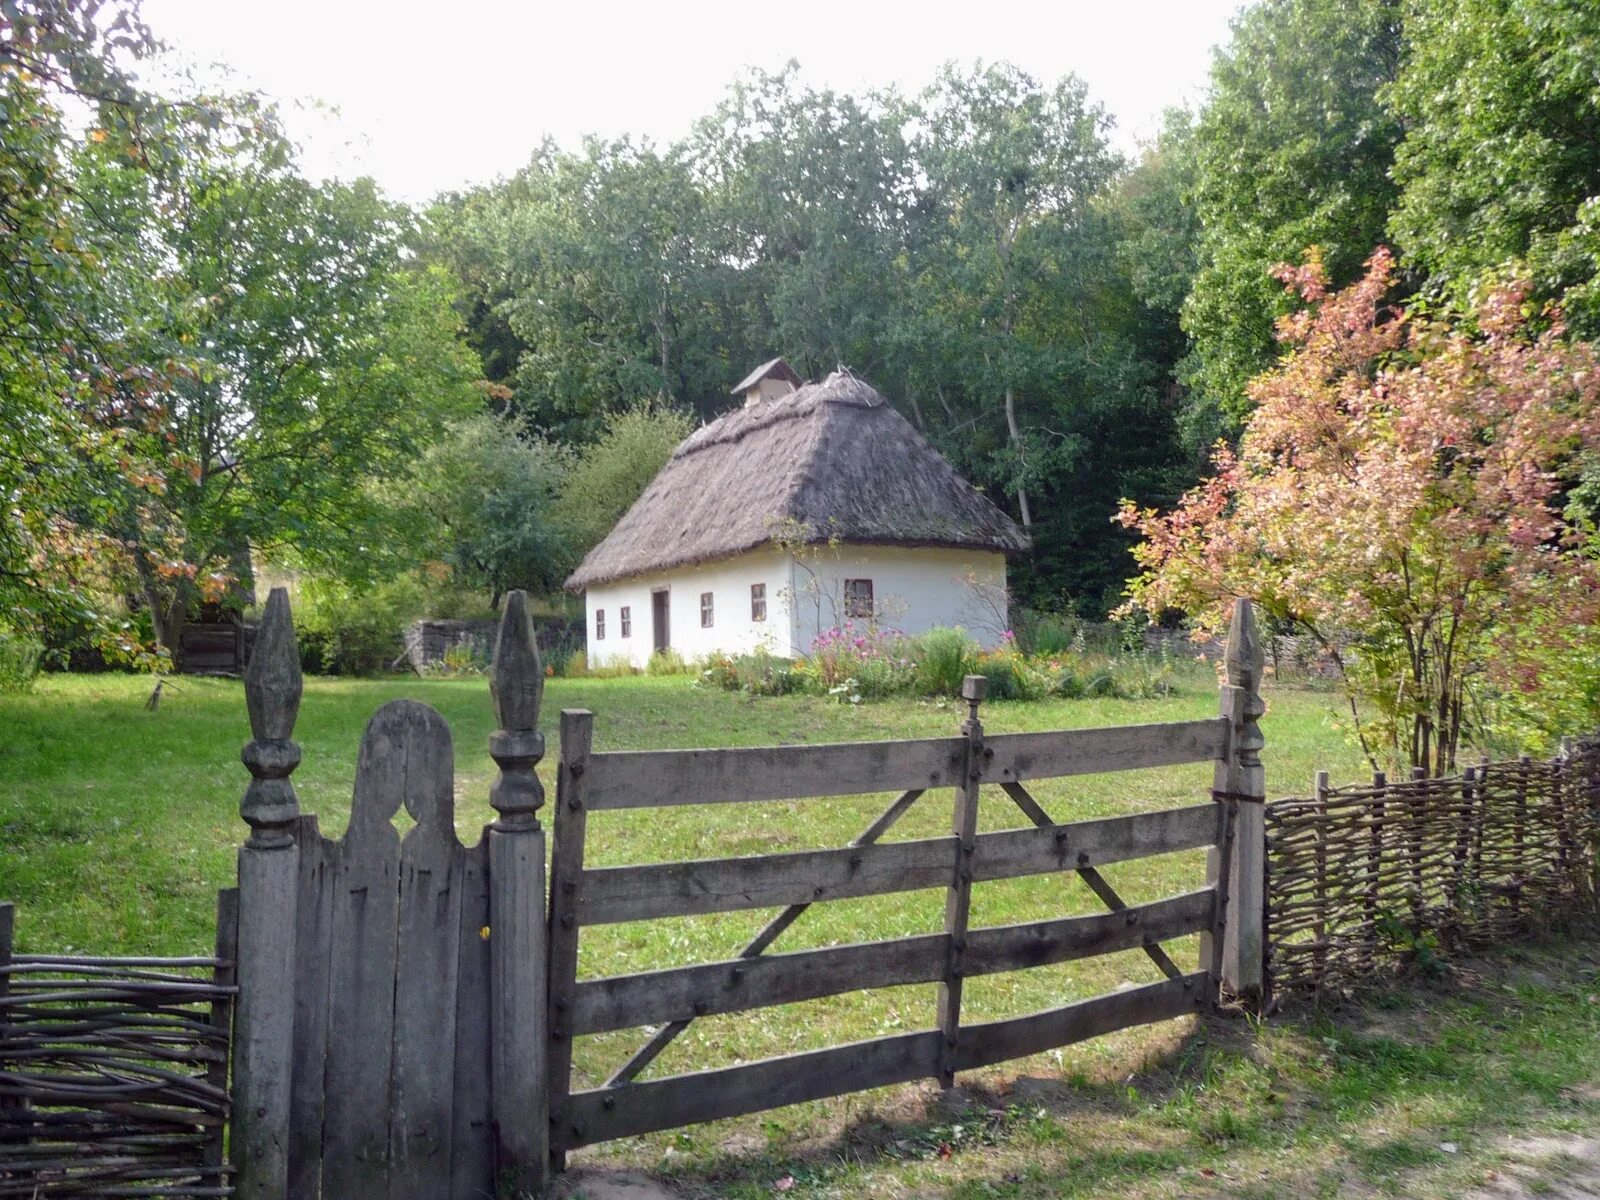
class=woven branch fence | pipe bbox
[1265,739,1600,996]
[0,895,236,1198]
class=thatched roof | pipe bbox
[731,356,802,396]
[566,371,1030,591]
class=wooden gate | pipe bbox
[546,600,1266,1162]
[230,590,549,1200]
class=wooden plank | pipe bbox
[320,703,407,1200]
[450,838,493,1197]
[546,710,592,1169]
[965,889,1216,977]
[203,888,238,1175]
[287,816,334,1199]
[567,888,1214,1035]
[954,972,1209,1071]
[939,676,985,1087]
[565,1030,943,1147]
[985,718,1228,783]
[584,736,965,810]
[971,804,1219,883]
[601,787,931,1089]
[389,702,462,1200]
[570,934,949,1035]
[578,836,958,925]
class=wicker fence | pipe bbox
[0,895,236,1198]
[1264,740,1600,996]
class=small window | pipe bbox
[620,606,631,638]
[700,591,714,628]
[844,578,874,619]
[595,609,606,640]
[750,583,767,622]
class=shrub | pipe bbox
[913,627,979,696]
[0,626,43,693]
[699,649,801,696]
[563,650,588,677]
[809,623,916,696]
[646,648,690,676]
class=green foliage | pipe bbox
[398,415,574,599]
[554,401,695,561]
[291,576,429,677]
[698,649,801,697]
[913,627,981,697]
[645,648,691,677]
[0,627,45,694]
[1387,0,1600,336]
[1181,0,1404,441]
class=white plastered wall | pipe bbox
[582,544,1010,668]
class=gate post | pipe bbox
[486,591,550,1196]
[233,588,302,1199]
[1212,597,1266,1000]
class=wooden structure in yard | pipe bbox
[219,591,1265,1197]
[230,589,548,1199]
[544,597,1267,1162]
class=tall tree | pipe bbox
[1387,0,1600,335]
[1182,0,1404,444]
[81,108,480,655]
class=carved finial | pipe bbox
[241,587,302,848]
[489,590,545,828]
[960,674,987,738]
[1224,598,1266,771]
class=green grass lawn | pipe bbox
[20,669,1594,1198]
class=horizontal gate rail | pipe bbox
[562,973,1209,1148]
[577,803,1220,925]
[583,716,1230,811]
[568,887,1217,1035]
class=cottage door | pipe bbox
[652,590,670,653]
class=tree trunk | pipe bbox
[1004,385,1033,532]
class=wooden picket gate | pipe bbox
[229,589,1265,1198]
[545,599,1267,1162]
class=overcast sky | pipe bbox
[139,0,1245,205]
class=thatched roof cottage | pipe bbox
[565,360,1029,669]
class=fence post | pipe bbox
[937,675,985,1088]
[486,591,549,1196]
[1312,770,1330,984]
[1213,598,1266,999]
[233,588,302,1200]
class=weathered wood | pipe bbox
[985,717,1228,782]
[572,934,948,1035]
[287,816,334,1198]
[954,972,1208,1070]
[938,677,985,1088]
[602,787,930,1090]
[390,702,462,1200]
[971,804,1219,882]
[546,709,592,1171]
[968,888,1215,977]
[0,901,20,1133]
[578,836,958,925]
[488,590,549,1197]
[450,838,494,1198]
[202,889,237,1175]
[565,1030,944,1147]
[1212,597,1266,998]
[569,889,1215,1036]
[583,736,965,810]
[232,586,302,1200]
[321,703,407,1200]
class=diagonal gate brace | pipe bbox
[603,787,928,1088]
[999,781,1185,982]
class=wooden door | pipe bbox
[652,590,670,653]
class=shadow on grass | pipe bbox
[572,924,1600,1199]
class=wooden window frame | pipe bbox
[700,591,714,629]
[750,583,767,623]
[619,606,631,638]
[595,609,606,640]
[844,579,874,620]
